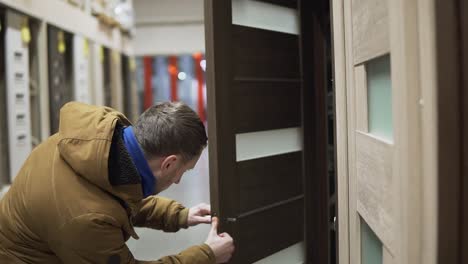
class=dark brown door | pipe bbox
[121,55,138,122]
[461,0,468,261]
[121,55,131,117]
[299,1,335,263]
[204,0,304,263]
[102,47,112,107]
[48,26,73,134]
[437,0,468,262]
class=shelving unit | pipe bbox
[0,0,137,196]
[0,0,133,55]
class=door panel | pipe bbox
[237,198,304,263]
[0,10,8,187]
[109,50,123,111]
[232,0,299,34]
[5,11,32,181]
[232,80,300,133]
[48,25,73,134]
[27,18,42,148]
[232,25,300,79]
[102,47,112,107]
[72,35,91,104]
[339,0,396,263]
[205,0,304,262]
[121,55,139,122]
[462,0,468,261]
[90,43,105,106]
[351,0,389,64]
[237,152,302,213]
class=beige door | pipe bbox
[332,0,436,264]
[345,1,395,262]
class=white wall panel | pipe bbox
[232,0,299,35]
[236,127,302,162]
[5,11,32,180]
[253,242,305,264]
[73,35,91,104]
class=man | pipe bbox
[0,102,234,263]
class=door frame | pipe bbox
[332,0,466,263]
[436,0,468,262]
[299,0,334,263]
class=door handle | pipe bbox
[211,213,238,223]
[225,217,237,223]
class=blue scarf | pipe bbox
[122,126,156,198]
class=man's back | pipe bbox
[0,102,225,264]
[0,103,135,263]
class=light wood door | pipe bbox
[333,0,441,263]
[345,0,395,262]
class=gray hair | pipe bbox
[134,101,207,162]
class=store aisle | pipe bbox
[126,147,211,260]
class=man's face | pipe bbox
[152,154,201,193]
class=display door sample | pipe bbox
[109,50,123,112]
[102,47,112,107]
[462,0,468,260]
[0,10,9,186]
[47,26,73,134]
[337,0,396,263]
[28,18,42,148]
[205,0,304,263]
[5,11,32,181]
[121,55,139,122]
[90,43,104,106]
[72,35,91,104]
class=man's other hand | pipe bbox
[188,203,211,226]
[205,217,235,263]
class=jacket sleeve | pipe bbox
[132,196,190,232]
[52,213,215,264]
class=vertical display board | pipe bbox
[73,34,91,104]
[5,11,32,180]
[90,42,104,106]
[48,25,73,134]
[0,10,9,186]
[205,1,305,263]
[121,55,139,122]
[109,50,123,111]
[28,18,42,148]
[102,47,112,107]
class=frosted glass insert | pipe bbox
[361,220,382,264]
[367,55,392,141]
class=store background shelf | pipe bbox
[0,0,133,55]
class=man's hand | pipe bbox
[205,217,235,263]
[188,203,212,227]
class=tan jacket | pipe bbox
[0,102,215,264]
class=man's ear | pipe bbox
[161,155,178,170]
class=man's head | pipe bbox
[134,102,207,193]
